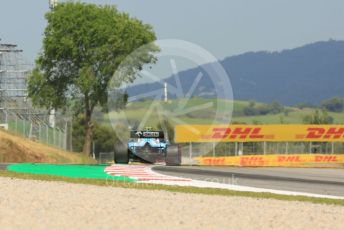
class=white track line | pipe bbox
[105,165,192,182]
[104,165,344,200]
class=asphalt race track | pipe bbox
[153,166,344,197]
[0,164,10,170]
[2,163,344,197]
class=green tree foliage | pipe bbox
[72,115,119,154]
[107,90,128,112]
[248,100,256,108]
[321,97,344,112]
[303,110,334,124]
[295,102,317,110]
[28,2,159,154]
[243,101,284,116]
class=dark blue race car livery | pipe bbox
[114,130,181,166]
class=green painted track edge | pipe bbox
[7,164,136,182]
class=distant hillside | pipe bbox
[107,97,344,127]
[127,40,344,105]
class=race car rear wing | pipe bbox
[130,130,164,139]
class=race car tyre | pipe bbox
[166,144,181,166]
[114,143,129,164]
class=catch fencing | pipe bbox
[0,110,68,150]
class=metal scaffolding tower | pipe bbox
[49,0,59,10]
[0,40,68,150]
[0,41,31,112]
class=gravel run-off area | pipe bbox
[0,177,343,230]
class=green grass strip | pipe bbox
[7,164,136,182]
[1,170,343,206]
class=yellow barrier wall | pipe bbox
[176,125,344,143]
[195,154,344,167]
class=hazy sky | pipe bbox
[1,0,344,63]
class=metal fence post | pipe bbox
[286,142,289,154]
[46,125,49,144]
[38,123,41,142]
[15,115,18,134]
[263,141,266,155]
[23,119,26,137]
[235,142,238,156]
[92,142,96,159]
[53,128,56,146]
[58,129,61,148]
[60,129,64,149]
[57,129,60,148]
[4,110,8,124]
[189,142,192,162]
[70,120,73,152]
[212,142,215,157]
[64,122,68,150]
[29,122,33,139]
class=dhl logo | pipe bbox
[240,156,265,166]
[176,125,344,142]
[277,156,302,162]
[315,155,337,162]
[210,127,268,140]
[303,128,344,139]
[201,158,225,165]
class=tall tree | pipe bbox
[321,97,344,112]
[303,110,334,124]
[28,2,159,154]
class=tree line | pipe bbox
[243,97,344,117]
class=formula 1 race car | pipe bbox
[114,129,181,166]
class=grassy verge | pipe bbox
[0,170,343,206]
[0,130,95,164]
